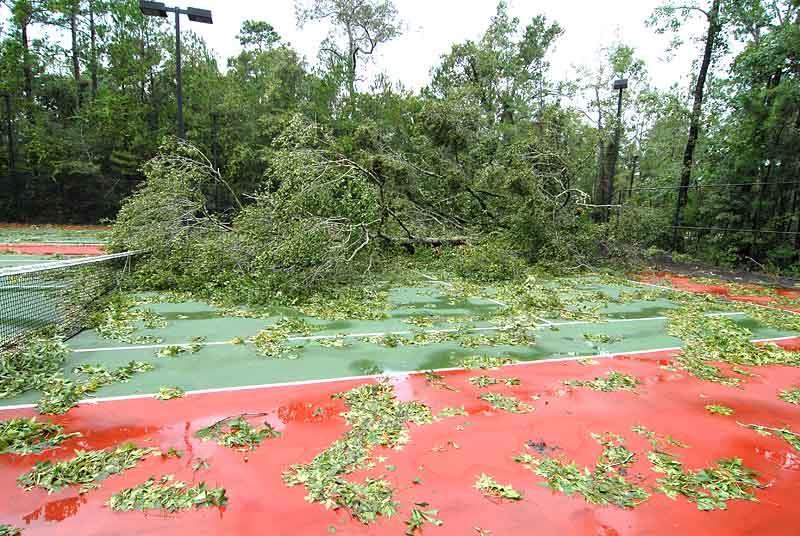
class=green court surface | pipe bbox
[0,276,795,407]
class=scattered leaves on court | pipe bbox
[37,361,154,414]
[435,406,468,420]
[647,452,761,511]
[196,414,279,451]
[478,393,533,414]
[0,334,69,399]
[515,433,648,509]
[705,404,734,416]
[583,333,623,344]
[18,443,155,494]
[469,375,520,388]
[474,474,523,501]
[283,381,433,524]
[778,387,800,405]
[155,386,185,400]
[424,371,458,391]
[107,475,228,512]
[564,371,638,392]
[250,317,314,358]
[0,417,80,455]
[459,355,513,370]
[404,503,443,535]
[740,423,800,452]
[0,524,21,536]
[92,295,166,344]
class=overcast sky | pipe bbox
[180,0,703,93]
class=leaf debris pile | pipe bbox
[478,393,533,414]
[0,417,80,455]
[249,317,315,358]
[0,334,69,399]
[37,361,154,415]
[469,375,520,388]
[283,381,433,524]
[107,475,227,512]
[705,404,734,416]
[474,473,523,501]
[92,295,166,344]
[666,305,800,385]
[564,371,639,392]
[196,414,280,451]
[459,355,514,370]
[17,443,155,494]
[404,503,443,535]
[515,433,648,509]
[778,387,800,405]
[155,386,186,400]
[647,452,761,511]
[741,423,800,452]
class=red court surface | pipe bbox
[640,272,800,314]
[0,244,106,256]
[2,339,800,535]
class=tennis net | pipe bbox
[0,251,138,350]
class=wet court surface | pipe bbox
[2,274,800,535]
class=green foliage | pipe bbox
[196,414,280,451]
[0,417,80,455]
[459,355,514,370]
[0,525,21,536]
[665,305,800,385]
[564,371,639,392]
[0,334,69,399]
[779,388,800,405]
[473,473,523,501]
[404,504,443,535]
[478,392,533,414]
[107,476,228,512]
[469,375,520,388]
[647,452,761,511]
[155,386,185,400]
[18,443,155,494]
[37,361,154,415]
[516,434,648,509]
[283,381,433,524]
[741,424,800,453]
[92,295,166,344]
[705,404,734,416]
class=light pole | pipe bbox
[604,78,628,219]
[139,1,213,139]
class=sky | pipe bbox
[180,0,704,93]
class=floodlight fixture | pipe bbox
[613,79,629,90]
[139,1,168,17]
[138,2,214,138]
[187,7,213,24]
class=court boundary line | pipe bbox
[69,311,748,354]
[2,334,797,412]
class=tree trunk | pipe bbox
[70,1,81,107]
[19,4,34,106]
[672,0,722,250]
[89,0,98,98]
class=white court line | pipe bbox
[627,278,800,316]
[69,311,749,354]
[3,333,798,412]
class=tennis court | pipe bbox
[1,265,800,535]
[0,224,108,259]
